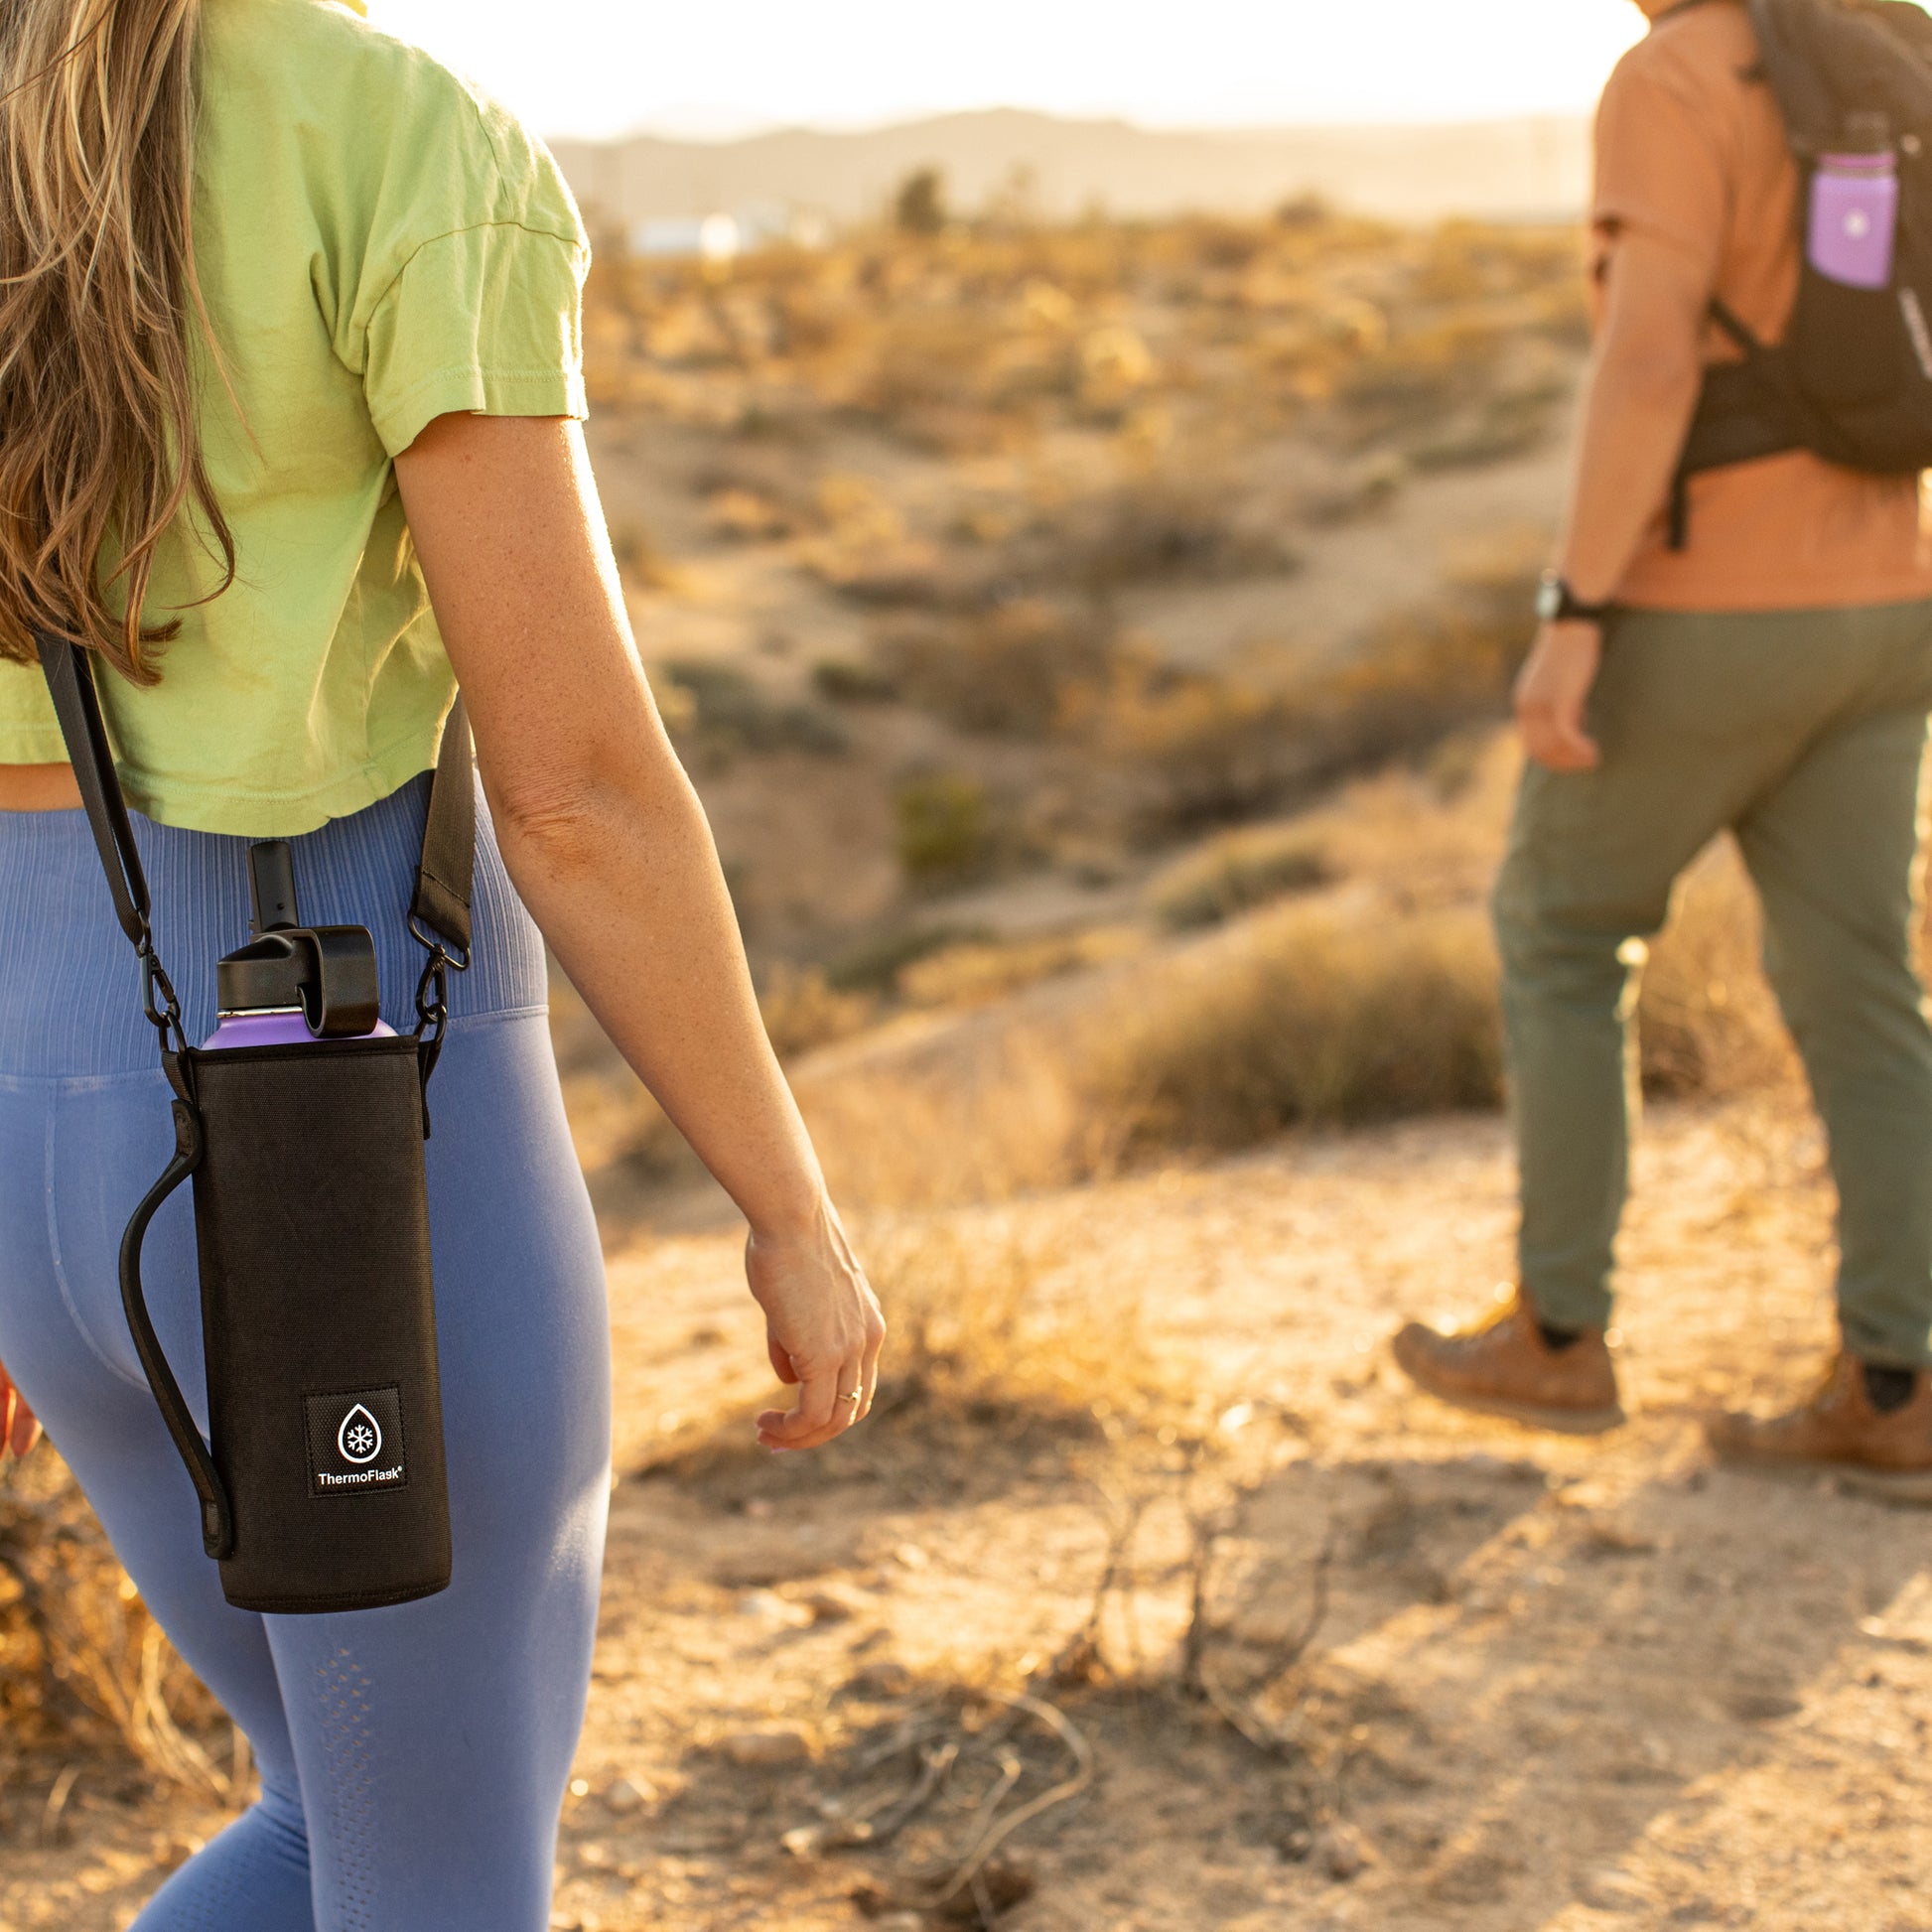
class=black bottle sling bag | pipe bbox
[37,630,475,1615]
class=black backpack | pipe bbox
[1672,0,1932,546]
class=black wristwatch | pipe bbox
[1536,573,1613,624]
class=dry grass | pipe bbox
[1,1455,236,1800]
[758,965,880,1059]
[861,1215,1170,1423]
[1062,580,1528,842]
[1089,898,1504,1151]
[897,928,1145,1009]
[772,737,1810,1196]
[1146,820,1335,930]
[795,1031,1117,1211]
[1638,838,1800,1100]
[877,600,1113,738]
[895,770,997,885]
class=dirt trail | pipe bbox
[9,1091,1931,1932]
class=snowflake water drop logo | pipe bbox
[338,1403,382,1465]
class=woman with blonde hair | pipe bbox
[0,0,885,1923]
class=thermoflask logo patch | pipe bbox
[338,1405,382,1464]
[305,1386,408,1496]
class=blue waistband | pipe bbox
[0,773,547,1078]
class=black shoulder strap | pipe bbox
[411,694,475,961]
[37,631,157,951]
[36,630,190,1051]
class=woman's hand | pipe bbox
[748,1203,887,1451]
[1515,620,1604,772]
[0,1359,40,1462]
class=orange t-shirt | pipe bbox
[1595,0,1932,612]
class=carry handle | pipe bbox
[120,1072,234,1560]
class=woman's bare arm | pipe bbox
[394,412,883,1449]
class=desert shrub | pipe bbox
[878,600,1113,737]
[759,966,879,1060]
[897,927,1144,1009]
[1063,571,1531,839]
[1091,899,1504,1150]
[703,486,793,541]
[1066,655,1303,833]
[863,1217,1168,1420]
[1009,472,1299,593]
[1638,837,1799,1098]
[896,770,995,884]
[1148,821,1335,930]
[796,1031,1115,1208]
[810,655,899,704]
[608,519,681,590]
[657,659,849,759]
[1285,575,1533,772]
[1,1455,234,1796]
[824,921,992,995]
[895,167,948,236]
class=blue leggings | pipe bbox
[0,778,611,1931]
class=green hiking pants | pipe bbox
[1493,598,1932,1369]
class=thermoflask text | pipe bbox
[1810,111,1900,290]
[36,631,473,1615]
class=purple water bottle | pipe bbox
[204,842,394,1049]
[1810,110,1899,291]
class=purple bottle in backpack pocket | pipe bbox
[1810,111,1899,291]
[203,841,394,1049]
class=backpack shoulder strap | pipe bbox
[1751,0,1932,149]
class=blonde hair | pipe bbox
[0,0,232,683]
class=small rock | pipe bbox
[893,1541,929,1571]
[780,1822,832,1860]
[1727,1690,1802,1723]
[1577,1868,1652,1913]
[873,1916,925,1932]
[602,1777,655,1815]
[799,1583,870,1624]
[721,1725,812,1767]
[738,1588,811,1627]
[1314,1822,1376,1882]
[846,1661,914,1700]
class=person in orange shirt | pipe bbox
[1393,0,1932,1495]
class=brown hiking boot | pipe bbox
[1706,1355,1932,1503]
[1391,1290,1623,1435]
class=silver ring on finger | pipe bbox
[840,1389,863,1406]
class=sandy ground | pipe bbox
[8,1088,1931,1932]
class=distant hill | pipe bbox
[548,108,1591,234]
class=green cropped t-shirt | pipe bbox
[0,0,590,834]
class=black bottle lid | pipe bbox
[217,934,310,1015]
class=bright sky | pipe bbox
[366,0,1652,143]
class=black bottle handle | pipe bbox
[119,1082,234,1561]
